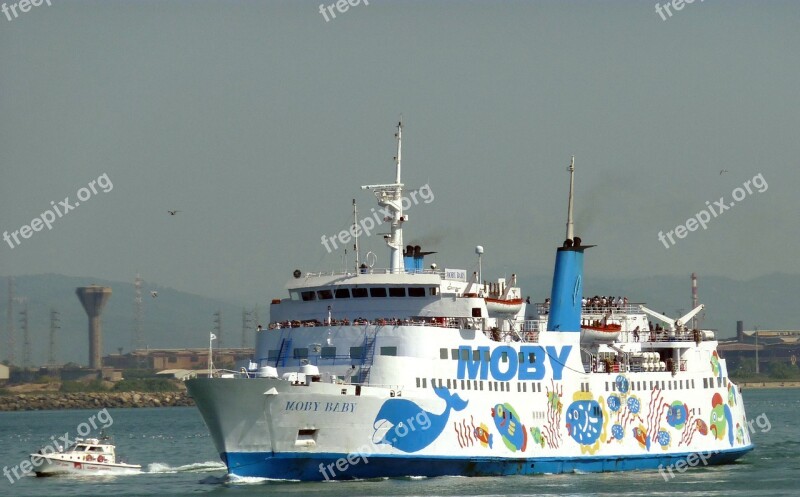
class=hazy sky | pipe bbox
[2,0,798,306]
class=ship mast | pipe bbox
[566,155,575,241]
[361,120,406,273]
[353,198,360,272]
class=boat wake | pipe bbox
[146,461,227,474]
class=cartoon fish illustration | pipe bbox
[666,401,689,429]
[710,351,722,379]
[709,392,732,444]
[491,403,527,452]
[695,418,709,436]
[530,426,546,448]
[474,423,494,449]
[373,386,468,453]
[566,398,604,446]
[727,382,737,406]
[632,425,650,450]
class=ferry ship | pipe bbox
[186,122,753,480]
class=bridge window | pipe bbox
[408,287,426,297]
[317,289,333,300]
[370,287,387,298]
[352,288,368,298]
[389,287,406,297]
[350,347,364,359]
[501,351,508,363]
[380,346,397,356]
[334,288,350,299]
[472,307,482,318]
[451,349,459,360]
[460,349,470,361]
[321,347,336,359]
[440,348,448,359]
[268,350,279,360]
[293,348,309,359]
[301,291,316,301]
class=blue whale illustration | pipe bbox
[372,386,468,453]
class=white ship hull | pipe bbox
[187,326,753,480]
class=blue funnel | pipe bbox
[546,242,591,332]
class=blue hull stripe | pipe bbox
[221,446,754,480]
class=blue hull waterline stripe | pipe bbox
[221,446,753,480]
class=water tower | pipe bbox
[76,285,112,369]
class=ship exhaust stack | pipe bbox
[76,285,112,369]
[547,156,593,332]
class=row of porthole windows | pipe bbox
[294,286,436,302]
[416,377,546,393]
[607,378,700,392]
[266,346,398,360]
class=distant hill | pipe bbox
[1,272,797,367]
[1,274,261,367]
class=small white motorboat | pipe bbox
[31,437,141,476]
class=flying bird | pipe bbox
[150,291,158,298]
[168,210,181,216]
[719,169,728,175]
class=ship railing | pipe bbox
[535,303,647,316]
[301,268,448,278]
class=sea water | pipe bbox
[0,388,797,497]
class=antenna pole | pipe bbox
[566,155,575,240]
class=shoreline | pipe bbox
[735,381,800,389]
[0,391,194,411]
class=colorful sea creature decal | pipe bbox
[605,393,642,444]
[543,380,564,449]
[610,423,624,441]
[373,386,467,453]
[666,401,689,430]
[735,423,744,445]
[727,382,737,407]
[565,392,607,454]
[632,424,650,450]
[529,426,546,448]
[607,395,622,413]
[491,403,527,452]
[679,414,708,446]
[453,415,490,449]
[709,392,734,446]
[615,375,630,394]
[646,385,667,448]
[710,351,722,380]
[656,429,671,450]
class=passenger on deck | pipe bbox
[633,326,640,342]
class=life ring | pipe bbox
[97,455,105,463]
[85,454,94,462]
